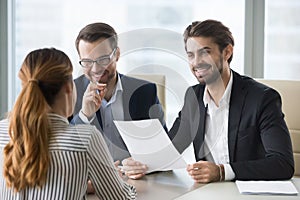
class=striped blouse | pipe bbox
[0,113,136,200]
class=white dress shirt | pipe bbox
[101,73,124,124]
[203,73,235,180]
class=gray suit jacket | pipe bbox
[71,73,166,161]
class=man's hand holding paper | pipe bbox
[121,157,148,179]
[114,119,187,176]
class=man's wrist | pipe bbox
[79,110,95,123]
[218,164,225,182]
[81,110,92,119]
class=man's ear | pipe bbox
[223,44,233,62]
[115,47,120,62]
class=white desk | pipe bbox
[125,169,202,200]
[87,169,202,200]
[87,169,300,200]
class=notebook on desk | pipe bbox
[235,180,298,195]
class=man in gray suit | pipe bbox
[71,22,166,179]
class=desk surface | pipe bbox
[175,177,300,200]
[87,169,300,200]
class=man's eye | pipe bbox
[200,51,209,56]
[82,60,92,63]
[187,54,194,58]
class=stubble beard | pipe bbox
[199,56,223,85]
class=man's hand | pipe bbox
[121,157,148,179]
[114,160,124,178]
[82,82,106,118]
[186,161,221,183]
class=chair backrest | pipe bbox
[256,79,300,177]
[127,74,166,114]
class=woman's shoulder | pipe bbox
[0,119,10,146]
[49,123,100,150]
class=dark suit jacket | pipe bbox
[71,73,166,161]
[169,70,294,180]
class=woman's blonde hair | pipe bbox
[3,48,73,192]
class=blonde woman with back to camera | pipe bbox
[0,48,136,199]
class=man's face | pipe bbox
[78,38,119,84]
[186,37,224,85]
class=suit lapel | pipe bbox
[74,75,90,114]
[96,109,103,129]
[120,75,131,120]
[228,71,247,162]
[192,85,207,161]
[194,103,207,161]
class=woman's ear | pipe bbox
[64,81,73,94]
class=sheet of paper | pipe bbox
[236,180,298,195]
[114,119,187,173]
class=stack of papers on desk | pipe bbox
[114,119,187,173]
[236,180,298,195]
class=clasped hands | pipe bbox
[82,82,106,118]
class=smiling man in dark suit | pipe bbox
[169,19,294,183]
[71,22,166,180]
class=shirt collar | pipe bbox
[222,70,233,105]
[115,73,123,93]
[47,113,69,124]
[103,73,123,105]
[203,71,233,106]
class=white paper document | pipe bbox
[236,180,298,195]
[114,119,187,173]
